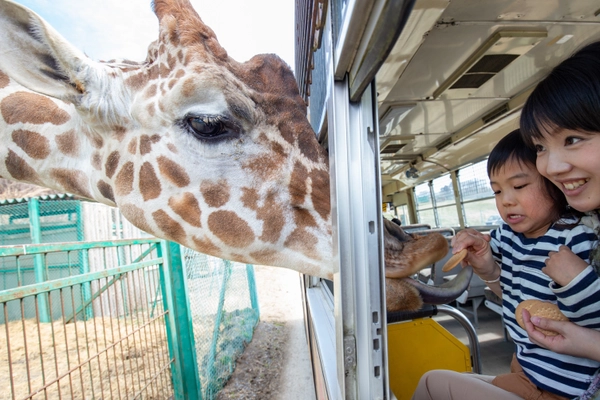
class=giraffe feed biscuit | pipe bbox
[515,300,569,336]
[441,249,468,272]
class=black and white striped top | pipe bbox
[490,220,600,398]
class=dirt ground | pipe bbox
[217,265,316,400]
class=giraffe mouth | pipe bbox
[383,219,472,308]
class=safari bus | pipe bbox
[293,0,600,398]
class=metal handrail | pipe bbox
[437,304,483,373]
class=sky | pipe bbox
[14,0,296,69]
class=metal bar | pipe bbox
[29,198,50,323]
[65,273,124,324]
[22,310,168,399]
[245,264,260,315]
[0,238,160,257]
[207,259,233,387]
[0,258,162,303]
[159,241,202,400]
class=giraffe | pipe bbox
[0,0,470,311]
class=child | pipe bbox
[519,40,600,399]
[412,129,599,400]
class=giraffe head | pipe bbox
[0,0,471,311]
[0,0,331,277]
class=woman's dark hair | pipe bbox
[488,129,573,223]
[521,41,600,146]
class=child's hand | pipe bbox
[543,245,588,286]
[451,229,496,278]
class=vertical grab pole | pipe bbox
[158,240,202,400]
[29,197,50,322]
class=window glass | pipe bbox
[417,209,436,226]
[458,160,494,201]
[463,198,500,226]
[414,183,432,209]
[437,204,460,227]
[432,174,455,207]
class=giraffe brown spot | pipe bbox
[5,150,41,184]
[125,71,148,89]
[146,102,156,117]
[249,249,279,266]
[284,228,319,260]
[167,143,178,154]
[56,130,80,157]
[115,161,135,196]
[104,151,120,179]
[97,180,115,203]
[243,154,280,178]
[289,162,308,205]
[175,68,185,79]
[298,130,323,163]
[192,236,220,255]
[113,126,127,142]
[145,83,157,99]
[153,209,185,243]
[1,92,70,125]
[271,140,287,158]
[139,162,161,201]
[168,79,178,90]
[201,180,230,208]
[148,64,160,81]
[208,210,255,248]
[50,168,93,199]
[128,138,138,155]
[167,52,177,70]
[139,134,161,155]
[168,192,201,227]
[256,193,285,243]
[120,204,154,235]
[0,70,9,89]
[181,77,197,99]
[294,208,317,229]
[12,130,50,160]
[91,153,102,170]
[241,187,259,210]
[157,156,190,188]
[311,168,331,220]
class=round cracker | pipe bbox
[515,300,569,336]
[441,248,468,272]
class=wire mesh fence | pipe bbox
[0,197,260,400]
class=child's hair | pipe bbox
[521,41,600,145]
[487,129,570,223]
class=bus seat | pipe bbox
[387,305,477,399]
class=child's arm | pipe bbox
[451,229,502,297]
[546,244,600,324]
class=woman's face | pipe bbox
[533,128,600,212]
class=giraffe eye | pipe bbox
[186,116,227,139]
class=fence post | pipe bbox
[28,197,50,322]
[158,240,202,400]
[245,264,260,316]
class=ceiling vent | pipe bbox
[433,30,547,98]
[482,103,510,124]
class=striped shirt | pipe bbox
[490,220,600,398]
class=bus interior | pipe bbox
[294,0,600,399]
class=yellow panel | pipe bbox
[387,318,472,400]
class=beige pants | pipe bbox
[411,355,568,400]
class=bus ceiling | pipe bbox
[296,0,600,194]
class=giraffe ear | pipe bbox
[0,1,103,104]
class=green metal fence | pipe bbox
[0,197,260,400]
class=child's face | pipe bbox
[490,160,554,238]
[533,128,600,213]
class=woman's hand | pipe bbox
[522,309,600,361]
[543,245,588,286]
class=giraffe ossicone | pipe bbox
[0,0,470,311]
